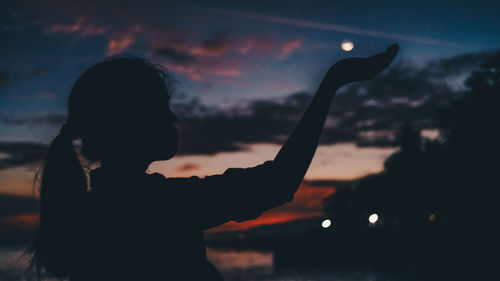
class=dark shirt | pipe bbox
[71,161,294,280]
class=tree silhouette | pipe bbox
[322,51,500,278]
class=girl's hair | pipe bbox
[30,56,171,277]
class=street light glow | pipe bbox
[369,213,379,224]
[429,213,436,222]
[321,219,332,228]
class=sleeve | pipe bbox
[163,161,295,230]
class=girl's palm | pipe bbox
[330,44,399,84]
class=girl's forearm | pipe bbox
[273,74,342,188]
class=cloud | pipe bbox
[277,39,304,59]
[154,47,196,64]
[175,163,200,172]
[0,65,56,98]
[171,92,357,155]
[6,1,304,81]
[151,30,241,80]
[1,50,493,158]
[106,25,142,56]
[173,49,491,154]
[191,31,233,57]
[426,50,495,76]
[0,112,66,126]
[0,142,47,170]
[45,16,109,37]
[163,62,242,81]
[151,30,303,80]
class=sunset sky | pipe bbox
[1,0,499,236]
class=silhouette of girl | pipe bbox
[31,45,398,280]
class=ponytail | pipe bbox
[31,124,88,278]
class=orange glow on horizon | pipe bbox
[0,213,39,231]
[207,211,321,233]
[207,183,336,233]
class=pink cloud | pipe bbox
[45,17,109,36]
[277,38,304,59]
[190,31,233,57]
[152,31,303,81]
[236,36,304,60]
[44,17,144,56]
[106,25,142,56]
[150,26,191,52]
[163,63,202,80]
[163,62,242,81]
[237,36,275,55]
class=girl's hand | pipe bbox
[328,44,399,85]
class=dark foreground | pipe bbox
[1,245,429,281]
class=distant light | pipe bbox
[321,219,332,229]
[341,41,354,51]
[429,213,436,222]
[368,213,379,224]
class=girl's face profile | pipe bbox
[146,75,179,160]
[129,88,179,163]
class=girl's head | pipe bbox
[31,56,178,277]
[69,56,179,163]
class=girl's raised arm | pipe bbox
[273,44,399,192]
[182,45,399,230]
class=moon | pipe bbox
[341,41,354,52]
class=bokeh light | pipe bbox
[368,213,379,224]
[321,219,332,228]
[429,213,436,222]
